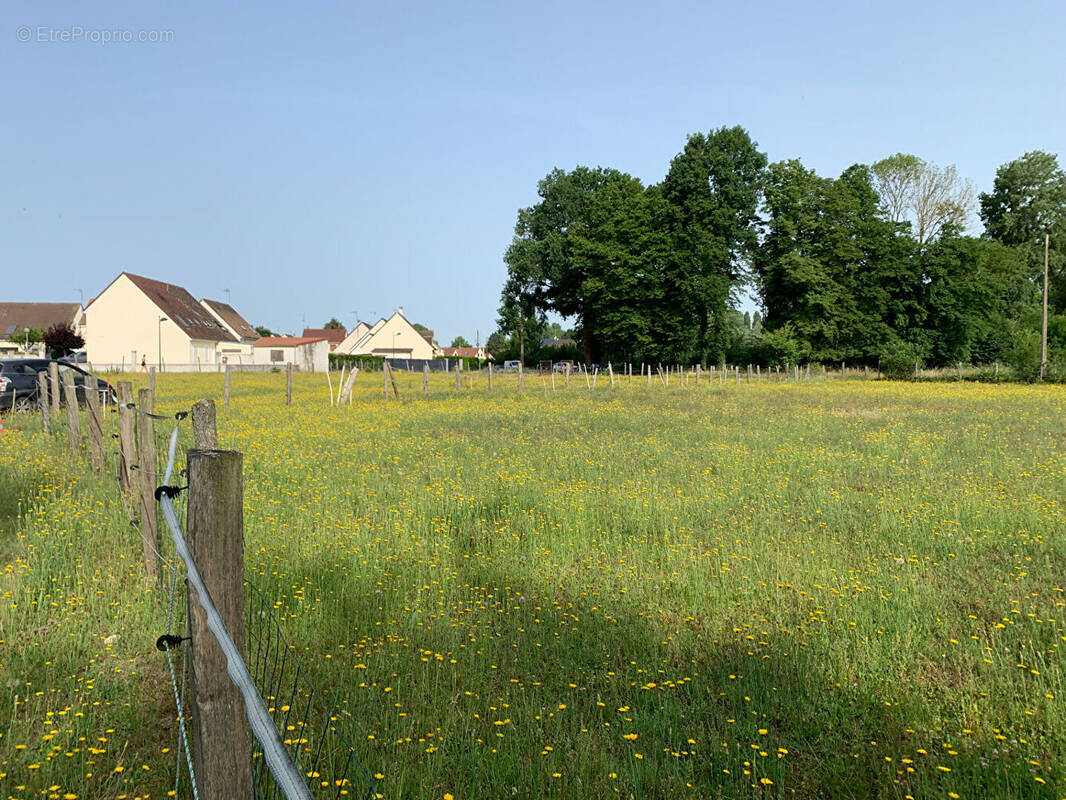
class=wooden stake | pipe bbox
[116,382,136,495]
[62,371,80,455]
[488,362,493,391]
[149,366,156,395]
[1041,232,1049,379]
[518,362,523,393]
[186,448,252,799]
[38,371,50,434]
[191,399,219,449]
[387,362,400,399]
[49,362,61,416]
[286,362,293,406]
[84,375,104,472]
[137,388,158,580]
[423,363,429,395]
[608,363,615,387]
[224,365,231,410]
[326,367,334,407]
[455,364,461,391]
[336,369,358,407]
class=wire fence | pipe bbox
[26,383,377,799]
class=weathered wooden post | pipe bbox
[608,363,615,388]
[137,388,158,579]
[149,366,156,394]
[48,363,61,417]
[337,367,359,405]
[518,362,524,393]
[286,362,293,406]
[422,362,429,395]
[454,364,461,391]
[224,364,231,410]
[566,363,571,389]
[84,375,105,472]
[61,371,81,455]
[383,363,390,400]
[192,399,219,450]
[186,446,252,799]
[387,362,400,399]
[38,372,50,434]
[116,382,136,495]
[488,362,493,391]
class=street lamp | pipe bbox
[158,317,168,370]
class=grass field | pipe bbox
[1,371,1064,799]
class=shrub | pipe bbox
[879,340,923,380]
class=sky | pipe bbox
[3,0,1065,344]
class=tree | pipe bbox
[980,151,1066,311]
[660,126,767,363]
[568,177,670,363]
[43,322,84,357]
[322,317,344,330]
[254,325,275,337]
[756,160,918,362]
[871,154,976,244]
[484,331,508,359]
[10,327,43,349]
[450,336,471,348]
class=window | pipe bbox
[270,350,284,362]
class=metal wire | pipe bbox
[159,425,314,800]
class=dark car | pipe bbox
[0,358,115,411]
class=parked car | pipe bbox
[552,361,574,373]
[0,358,115,411]
[58,350,88,364]
[502,360,522,371]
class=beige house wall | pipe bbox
[350,312,436,359]
[83,274,217,368]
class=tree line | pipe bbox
[494,126,1065,379]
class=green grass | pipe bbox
[0,372,1063,799]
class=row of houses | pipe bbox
[1,271,491,371]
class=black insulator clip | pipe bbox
[156,634,190,652]
[154,484,187,501]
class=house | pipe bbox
[336,309,437,359]
[251,336,329,372]
[540,337,577,349]
[441,346,492,361]
[201,299,259,363]
[83,272,237,369]
[301,328,347,351]
[0,302,84,356]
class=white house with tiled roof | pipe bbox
[335,310,437,359]
[83,272,239,369]
[200,298,259,362]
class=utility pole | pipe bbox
[1041,232,1049,380]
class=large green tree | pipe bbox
[756,160,918,362]
[660,126,767,363]
[980,150,1066,311]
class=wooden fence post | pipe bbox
[38,372,50,434]
[84,375,104,472]
[224,365,231,410]
[422,363,429,395]
[138,388,158,580]
[518,362,523,393]
[608,363,615,387]
[192,399,219,449]
[488,362,493,391]
[149,366,156,395]
[337,368,359,405]
[61,371,81,455]
[286,363,293,406]
[48,362,61,417]
[383,364,390,400]
[116,382,136,495]
[566,363,571,389]
[455,364,461,391]
[187,447,252,799]
[387,362,400,399]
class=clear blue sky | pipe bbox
[4,0,1064,343]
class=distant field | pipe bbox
[1,372,1063,799]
